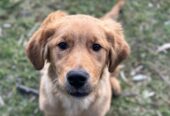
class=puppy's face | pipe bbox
[26,12,130,98]
[47,16,110,97]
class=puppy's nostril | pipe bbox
[67,70,89,89]
[68,75,87,87]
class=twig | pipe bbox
[148,63,170,86]
[120,71,133,86]
[0,27,2,37]
[16,84,39,96]
[0,96,5,107]
[27,23,40,37]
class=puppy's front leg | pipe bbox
[110,77,121,97]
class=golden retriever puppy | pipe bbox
[25,0,130,116]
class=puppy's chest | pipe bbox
[57,94,95,116]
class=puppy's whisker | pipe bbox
[52,78,58,84]
[50,78,59,93]
[51,84,58,94]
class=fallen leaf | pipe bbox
[133,74,148,82]
[142,90,155,98]
[157,43,170,53]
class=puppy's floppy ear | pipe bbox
[102,19,130,72]
[25,11,67,70]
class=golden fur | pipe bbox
[25,0,130,116]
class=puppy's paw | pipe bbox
[110,77,121,97]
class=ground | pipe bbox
[0,0,170,116]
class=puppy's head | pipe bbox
[26,11,130,98]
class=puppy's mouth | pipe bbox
[65,84,92,98]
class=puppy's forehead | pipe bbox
[55,15,106,39]
[61,15,102,27]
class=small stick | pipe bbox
[16,84,39,96]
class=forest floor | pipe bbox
[0,0,170,116]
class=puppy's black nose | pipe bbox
[67,70,89,89]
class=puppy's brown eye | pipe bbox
[58,42,68,50]
[92,43,102,52]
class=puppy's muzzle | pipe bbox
[67,70,88,89]
[66,69,91,97]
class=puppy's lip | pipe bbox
[66,83,92,98]
[69,91,90,98]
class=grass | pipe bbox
[0,0,170,115]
